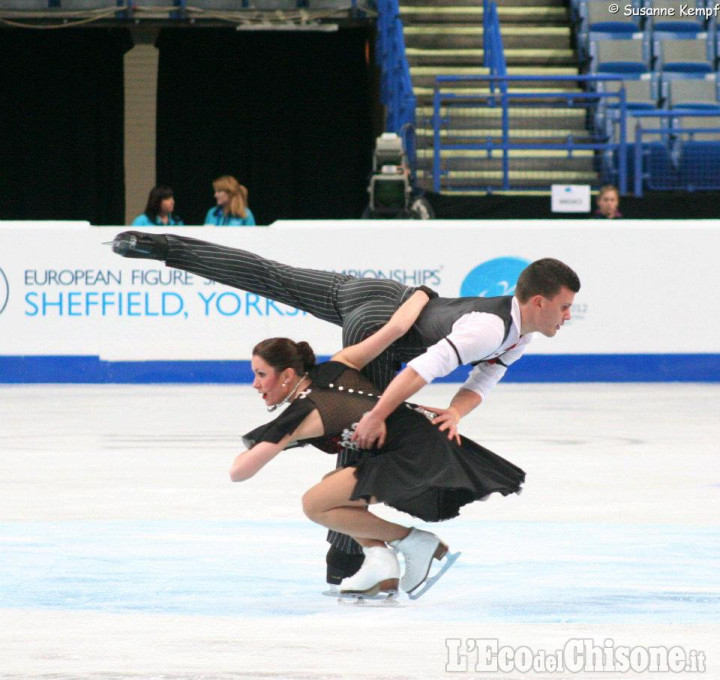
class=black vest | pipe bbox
[397,296,515,364]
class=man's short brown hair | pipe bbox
[515,258,580,303]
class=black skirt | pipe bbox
[242,362,525,523]
[349,405,525,522]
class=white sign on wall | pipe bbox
[551,185,591,213]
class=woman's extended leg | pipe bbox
[302,467,410,545]
[303,468,407,595]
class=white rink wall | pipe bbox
[1,220,718,382]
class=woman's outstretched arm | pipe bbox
[331,289,432,371]
[229,438,290,482]
[230,410,324,481]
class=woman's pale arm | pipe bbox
[229,410,324,482]
[331,289,431,371]
[229,437,291,482]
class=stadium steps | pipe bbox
[409,65,578,90]
[400,0,597,192]
[406,47,575,66]
[398,5,567,24]
[403,25,573,51]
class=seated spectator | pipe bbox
[204,175,256,226]
[132,186,184,226]
[593,185,622,219]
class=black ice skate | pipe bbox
[110,231,169,260]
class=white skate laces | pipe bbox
[389,528,449,594]
[339,546,400,596]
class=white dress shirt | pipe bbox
[407,297,532,399]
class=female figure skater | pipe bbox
[230,289,525,598]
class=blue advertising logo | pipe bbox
[460,257,530,297]
[0,267,8,314]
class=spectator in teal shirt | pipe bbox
[204,175,256,226]
[132,186,184,226]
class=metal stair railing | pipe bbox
[431,2,632,195]
[376,0,417,171]
[482,0,506,91]
[431,74,629,194]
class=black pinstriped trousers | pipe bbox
[165,234,413,554]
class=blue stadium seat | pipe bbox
[627,136,676,193]
[647,0,708,36]
[595,76,660,167]
[600,73,660,107]
[653,35,714,73]
[672,112,720,139]
[660,71,720,107]
[590,37,650,74]
[623,110,670,143]
[673,113,720,188]
[581,0,643,34]
[642,142,682,188]
[626,112,678,192]
[577,0,645,62]
[663,73,720,108]
[678,141,720,188]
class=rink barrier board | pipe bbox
[2,221,719,383]
[1,354,718,383]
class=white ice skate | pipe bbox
[390,527,459,598]
[338,546,400,604]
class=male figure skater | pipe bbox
[112,231,580,585]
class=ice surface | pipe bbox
[1,383,718,679]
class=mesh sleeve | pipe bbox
[242,398,316,449]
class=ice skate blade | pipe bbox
[407,551,461,600]
[338,590,400,607]
[339,577,399,598]
[400,539,449,593]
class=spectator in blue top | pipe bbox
[204,175,256,226]
[132,186,184,226]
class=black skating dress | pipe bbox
[243,362,525,522]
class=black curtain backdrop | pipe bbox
[156,27,376,225]
[0,29,131,224]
